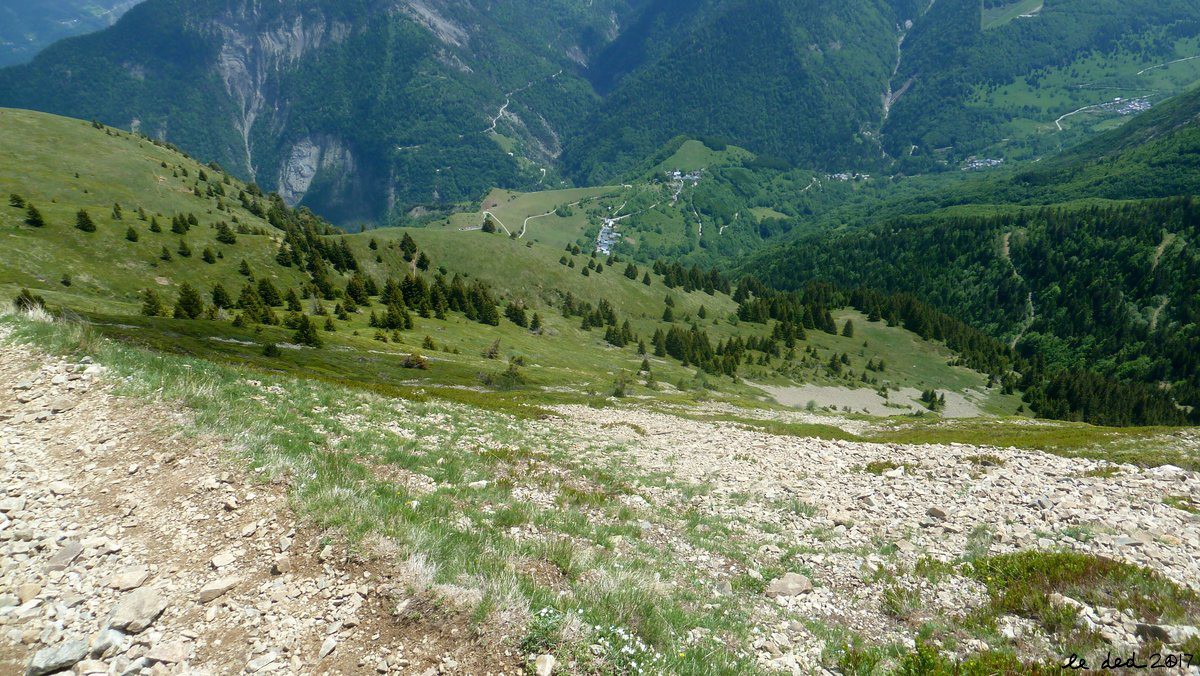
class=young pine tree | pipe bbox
[25,204,45,227]
[293,314,323,347]
[125,226,139,242]
[141,289,163,317]
[211,283,233,309]
[75,210,96,233]
[202,247,216,264]
[173,282,204,319]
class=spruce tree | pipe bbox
[842,320,855,337]
[177,239,192,257]
[9,194,24,208]
[324,317,336,332]
[25,204,45,227]
[285,288,302,312]
[125,226,139,242]
[75,210,96,232]
[202,247,216,264]
[173,282,204,319]
[238,259,252,277]
[160,246,172,261]
[530,313,542,333]
[416,252,431,271]
[643,272,651,285]
[293,315,323,347]
[141,289,164,317]
[211,283,232,309]
[149,216,162,233]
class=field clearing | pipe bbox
[982,0,1042,31]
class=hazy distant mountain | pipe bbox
[0,0,142,66]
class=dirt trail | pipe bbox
[0,336,516,675]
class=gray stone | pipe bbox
[107,588,168,634]
[765,573,812,598]
[109,568,150,591]
[318,636,337,659]
[535,653,556,676]
[46,540,83,572]
[90,628,126,658]
[145,641,189,664]
[246,651,277,672]
[27,638,89,676]
[211,551,236,569]
[0,497,27,513]
[197,576,240,603]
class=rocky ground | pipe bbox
[555,404,1200,673]
[0,338,522,675]
[2,330,1199,675]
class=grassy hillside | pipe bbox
[0,107,1021,420]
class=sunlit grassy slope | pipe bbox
[1,107,1020,416]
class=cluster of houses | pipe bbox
[665,170,703,183]
[963,157,1004,171]
[596,219,620,255]
[1107,97,1152,116]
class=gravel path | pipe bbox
[0,337,518,675]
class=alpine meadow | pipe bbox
[1,1,1199,675]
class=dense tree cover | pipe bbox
[752,198,1200,425]
[565,0,903,182]
[885,0,1200,159]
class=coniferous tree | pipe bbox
[285,288,302,312]
[238,259,252,277]
[173,282,204,319]
[257,278,282,307]
[25,204,45,227]
[75,210,96,232]
[211,283,232,309]
[643,272,652,286]
[9,194,25,208]
[140,289,163,317]
[202,247,216,264]
[842,319,855,337]
[505,302,529,328]
[125,226,139,242]
[112,203,123,220]
[149,216,161,233]
[529,313,542,333]
[159,246,172,262]
[215,221,237,244]
[416,252,431,271]
[324,317,336,332]
[177,240,192,257]
[294,315,322,347]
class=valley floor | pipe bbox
[1,313,1198,674]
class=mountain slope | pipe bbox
[0,0,633,224]
[563,0,910,183]
[742,86,1200,423]
[0,0,141,66]
[2,107,1022,417]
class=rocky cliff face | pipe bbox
[207,4,353,181]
